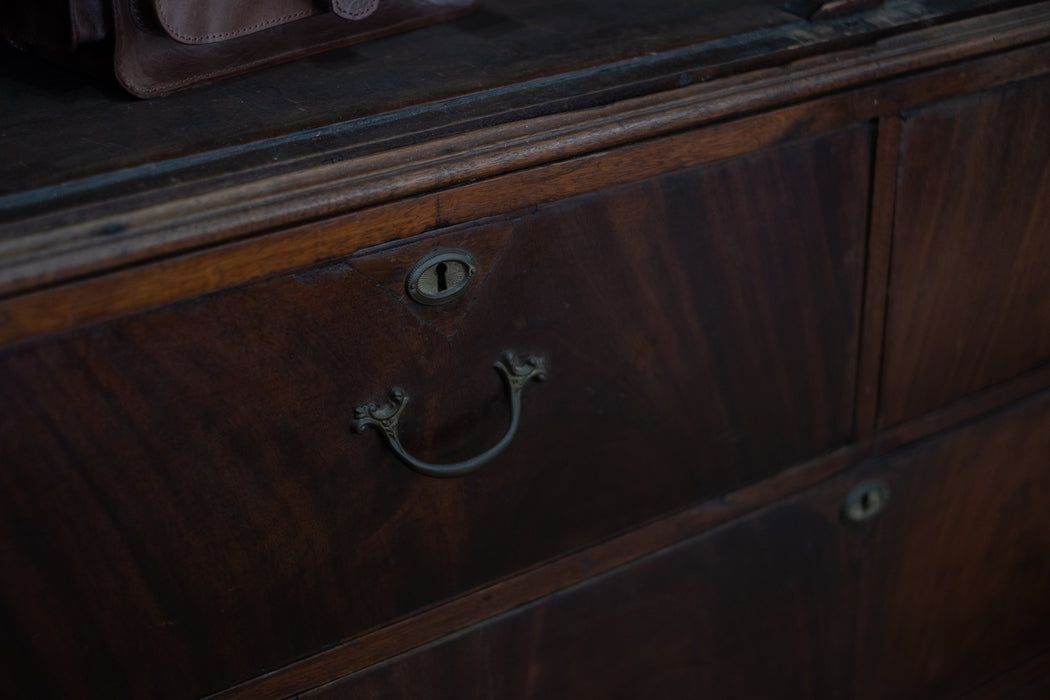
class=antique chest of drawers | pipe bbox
[1,1,1049,697]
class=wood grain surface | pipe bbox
[1,4,1048,300]
[305,389,1050,700]
[0,127,870,699]
[854,115,901,439]
[2,37,1049,351]
[880,74,1050,426]
[961,651,1050,699]
[2,5,1047,700]
[211,357,1050,700]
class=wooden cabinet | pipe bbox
[0,126,870,700]
[1,1,1049,698]
[306,389,1050,700]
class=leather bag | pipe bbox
[1,0,480,97]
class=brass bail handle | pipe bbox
[351,351,547,478]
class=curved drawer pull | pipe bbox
[351,351,547,478]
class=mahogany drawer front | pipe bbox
[0,127,869,699]
[880,74,1050,427]
[309,389,1050,700]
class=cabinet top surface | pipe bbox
[0,0,1043,313]
[0,0,1015,199]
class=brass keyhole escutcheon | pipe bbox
[842,480,890,523]
[406,249,478,305]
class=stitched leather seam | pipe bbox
[154,1,315,42]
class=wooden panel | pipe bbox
[854,115,900,439]
[880,74,1050,426]
[0,127,869,699]
[962,655,1050,700]
[851,398,1050,697]
[307,389,1050,700]
[212,356,1050,700]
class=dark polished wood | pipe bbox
[854,115,901,440]
[4,35,1050,345]
[0,128,869,699]
[880,73,1050,427]
[305,389,1050,700]
[1,4,1048,700]
[961,652,1050,699]
[851,394,1050,698]
[208,447,862,700]
[2,3,1048,300]
[212,356,1050,700]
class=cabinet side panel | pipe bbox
[881,74,1050,426]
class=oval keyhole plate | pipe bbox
[406,249,478,306]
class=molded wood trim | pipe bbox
[1,37,1049,348]
[0,3,1049,302]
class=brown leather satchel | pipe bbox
[1,0,480,97]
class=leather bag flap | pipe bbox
[152,0,326,45]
